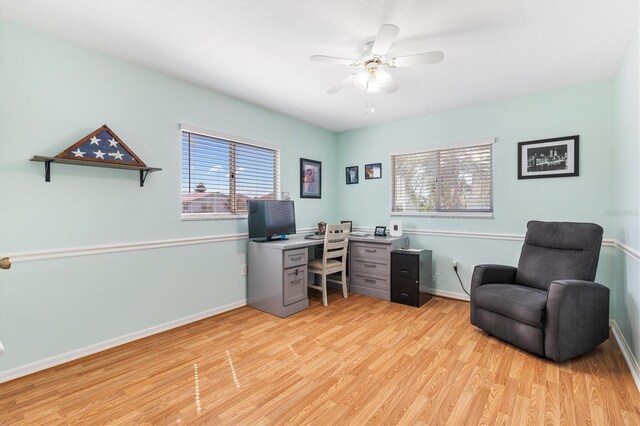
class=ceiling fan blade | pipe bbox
[371,24,399,56]
[328,73,356,94]
[310,55,357,66]
[391,51,445,67]
[383,78,399,93]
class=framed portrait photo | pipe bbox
[374,226,387,237]
[518,135,579,179]
[300,158,322,198]
[365,163,382,179]
[345,166,358,184]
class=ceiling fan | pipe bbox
[310,24,444,96]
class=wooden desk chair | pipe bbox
[308,223,351,306]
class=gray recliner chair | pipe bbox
[470,221,609,362]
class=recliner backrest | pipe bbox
[515,221,603,291]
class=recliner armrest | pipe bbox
[544,279,610,362]
[471,264,518,294]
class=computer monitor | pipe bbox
[247,200,296,242]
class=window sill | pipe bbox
[391,212,494,219]
[182,214,248,221]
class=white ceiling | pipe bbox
[1,1,638,132]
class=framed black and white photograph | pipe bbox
[374,226,387,237]
[300,158,322,198]
[345,166,359,184]
[365,163,382,179]
[518,135,579,179]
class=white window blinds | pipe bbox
[391,142,493,215]
[181,130,280,217]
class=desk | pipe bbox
[247,234,408,317]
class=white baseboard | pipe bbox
[0,299,247,384]
[610,319,640,392]
[426,288,470,302]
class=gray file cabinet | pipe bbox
[248,242,309,317]
[349,236,409,300]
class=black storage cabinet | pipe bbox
[391,249,432,307]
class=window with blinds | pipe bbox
[391,142,493,216]
[181,130,280,217]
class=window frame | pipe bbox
[180,124,280,220]
[390,140,494,219]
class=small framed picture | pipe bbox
[300,158,322,198]
[518,135,579,179]
[374,226,387,237]
[341,220,352,232]
[365,163,382,179]
[345,166,359,184]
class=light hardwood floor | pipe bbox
[1,292,639,425]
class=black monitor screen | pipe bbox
[247,200,296,241]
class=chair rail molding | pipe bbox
[0,228,317,264]
[355,226,627,256]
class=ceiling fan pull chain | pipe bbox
[365,84,370,117]
[364,79,375,117]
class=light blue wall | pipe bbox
[1,16,636,377]
[336,81,616,297]
[612,22,640,364]
[0,20,337,372]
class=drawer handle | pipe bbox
[364,278,376,283]
[292,278,302,285]
[365,249,377,253]
[365,264,376,268]
[295,269,299,276]
[400,269,409,274]
[401,292,409,296]
[290,256,303,261]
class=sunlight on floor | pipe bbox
[193,363,201,413]
[225,350,241,389]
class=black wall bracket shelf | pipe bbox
[31,156,162,187]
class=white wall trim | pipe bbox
[0,299,247,384]
[355,226,619,246]
[1,227,317,264]
[2,227,624,265]
[405,228,524,242]
[609,319,640,392]
[612,240,640,262]
[426,288,470,302]
[4,233,247,263]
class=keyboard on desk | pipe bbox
[350,231,369,237]
[304,234,325,240]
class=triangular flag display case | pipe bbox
[31,125,161,187]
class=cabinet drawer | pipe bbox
[391,252,419,278]
[284,265,307,306]
[391,289,418,306]
[284,248,307,269]
[392,276,418,294]
[351,273,389,291]
[351,243,388,262]
[351,259,388,277]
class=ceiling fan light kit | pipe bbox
[353,63,391,93]
[310,24,444,115]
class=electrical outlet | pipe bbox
[241,264,247,276]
